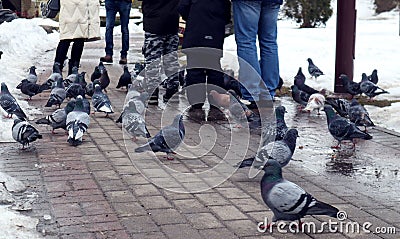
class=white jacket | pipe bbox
[59,0,101,41]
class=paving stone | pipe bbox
[209,205,248,220]
[149,208,187,225]
[199,228,239,239]
[195,193,230,206]
[173,199,210,214]
[120,216,159,234]
[185,212,224,229]
[224,219,259,237]
[138,195,172,209]
[161,224,203,239]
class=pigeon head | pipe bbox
[323,105,337,122]
[16,79,29,89]
[290,85,299,93]
[307,58,313,64]
[261,159,283,181]
[361,73,368,81]
[53,62,62,73]
[29,66,37,73]
[65,99,77,114]
[339,74,350,85]
[275,106,287,119]
[0,51,3,59]
[1,82,10,93]
[55,77,64,88]
[74,95,84,111]
[124,65,129,71]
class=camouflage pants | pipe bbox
[142,32,180,93]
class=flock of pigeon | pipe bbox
[0,57,390,228]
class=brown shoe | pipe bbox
[119,57,127,64]
[100,55,113,63]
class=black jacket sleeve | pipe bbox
[178,0,191,21]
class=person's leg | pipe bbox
[104,0,117,58]
[232,0,262,102]
[143,32,164,102]
[162,33,180,102]
[259,1,280,99]
[118,0,131,60]
[186,68,207,108]
[69,38,85,75]
[54,39,71,69]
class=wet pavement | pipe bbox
[0,33,399,238]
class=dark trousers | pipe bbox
[54,38,85,72]
[185,50,226,107]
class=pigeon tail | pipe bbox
[135,143,152,153]
[236,157,255,168]
[306,201,339,218]
[28,133,42,142]
[352,128,373,140]
[36,117,51,125]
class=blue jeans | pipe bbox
[233,0,280,101]
[105,0,132,57]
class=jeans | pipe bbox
[233,0,280,101]
[105,0,132,57]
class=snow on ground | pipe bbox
[0,206,43,239]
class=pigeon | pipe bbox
[12,118,42,149]
[325,98,351,118]
[323,105,372,149]
[368,69,378,84]
[45,77,66,108]
[339,74,361,97]
[294,67,319,95]
[66,96,90,146]
[92,85,114,116]
[304,93,325,114]
[260,106,288,146]
[36,99,76,133]
[85,82,95,97]
[81,95,91,115]
[347,99,374,131]
[0,82,27,119]
[121,100,151,141]
[307,58,324,79]
[65,76,85,99]
[16,79,49,100]
[260,159,339,224]
[359,75,389,99]
[116,65,132,89]
[135,114,185,160]
[93,67,110,92]
[90,65,102,82]
[291,85,309,107]
[27,66,38,84]
[65,66,79,86]
[132,62,145,76]
[238,129,298,169]
[76,71,87,88]
[44,63,63,88]
[116,91,149,123]
[0,51,2,59]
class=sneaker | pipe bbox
[100,55,113,63]
[148,88,159,105]
[207,106,227,121]
[119,57,127,64]
[163,87,179,103]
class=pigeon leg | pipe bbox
[131,136,137,142]
[51,129,56,134]
[331,142,341,149]
[233,123,243,129]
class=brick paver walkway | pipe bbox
[0,34,399,239]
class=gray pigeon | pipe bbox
[36,99,76,133]
[340,74,360,97]
[135,114,185,160]
[116,91,149,123]
[90,64,102,82]
[307,58,324,79]
[44,63,63,88]
[261,105,288,146]
[66,76,85,99]
[45,77,66,108]
[16,79,49,100]
[27,66,38,84]
[65,66,79,86]
[12,118,42,149]
[368,69,378,84]
[291,85,309,107]
[347,99,374,131]
[116,65,132,89]
[66,96,90,146]
[92,85,114,116]
[294,67,318,95]
[359,75,389,99]
[122,101,151,141]
[260,160,339,224]
[0,82,27,119]
[324,105,372,149]
[325,98,351,118]
[238,129,298,169]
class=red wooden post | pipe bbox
[334,0,357,93]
